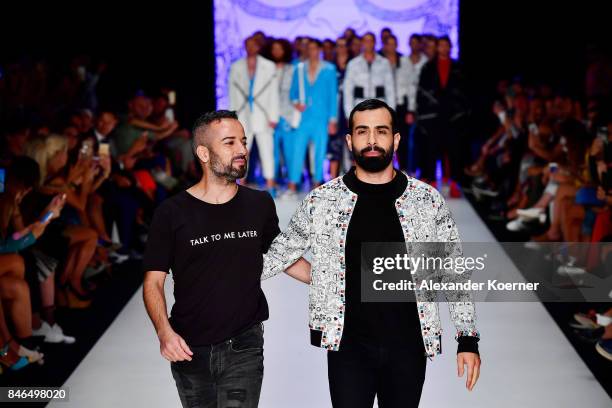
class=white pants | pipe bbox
[246,129,275,181]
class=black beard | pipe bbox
[353,145,394,173]
[209,151,247,182]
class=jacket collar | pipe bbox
[342,166,406,199]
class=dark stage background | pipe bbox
[2,1,610,126]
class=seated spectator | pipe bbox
[24,134,99,300]
[0,157,67,368]
[149,92,193,178]
[110,92,178,201]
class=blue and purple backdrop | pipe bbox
[214,0,459,108]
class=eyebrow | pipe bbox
[354,125,391,130]
[221,136,244,141]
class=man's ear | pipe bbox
[196,145,210,164]
[393,132,401,153]
[345,133,353,152]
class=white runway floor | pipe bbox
[51,195,611,407]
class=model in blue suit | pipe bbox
[288,41,338,190]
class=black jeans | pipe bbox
[327,335,427,408]
[170,322,264,408]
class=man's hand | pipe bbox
[294,102,306,112]
[457,352,481,391]
[158,327,193,362]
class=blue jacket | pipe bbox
[290,60,338,124]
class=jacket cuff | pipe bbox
[457,336,479,355]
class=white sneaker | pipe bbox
[51,323,76,344]
[517,207,544,220]
[32,321,52,337]
[557,264,587,276]
[33,321,75,344]
[506,219,525,232]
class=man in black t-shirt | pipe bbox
[263,100,481,407]
[142,110,310,408]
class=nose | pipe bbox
[237,142,248,156]
[367,131,377,147]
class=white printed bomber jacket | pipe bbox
[262,174,480,360]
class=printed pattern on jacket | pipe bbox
[262,174,480,359]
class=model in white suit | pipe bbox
[229,37,280,190]
[343,33,395,118]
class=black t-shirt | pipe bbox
[142,186,280,346]
[342,167,424,351]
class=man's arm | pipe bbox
[143,271,193,362]
[434,191,481,391]
[262,194,313,280]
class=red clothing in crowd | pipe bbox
[438,57,451,89]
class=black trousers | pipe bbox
[418,117,464,184]
[327,335,427,408]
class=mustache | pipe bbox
[360,145,386,155]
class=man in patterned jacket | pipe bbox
[263,99,481,407]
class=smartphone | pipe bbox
[0,168,5,193]
[99,142,110,156]
[40,211,54,223]
[168,90,176,106]
[80,143,90,158]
